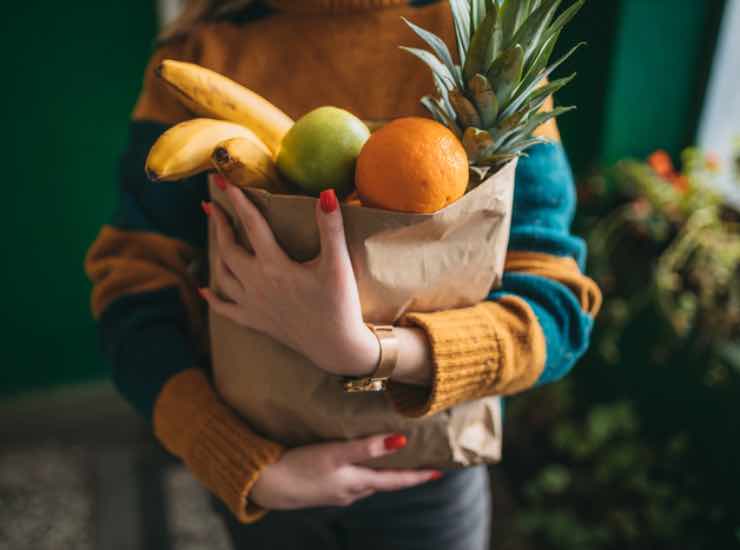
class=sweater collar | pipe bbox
[266,0,432,13]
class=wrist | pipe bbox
[249,458,282,509]
[321,324,380,377]
[388,327,434,386]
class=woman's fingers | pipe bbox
[214,255,244,299]
[315,189,352,273]
[198,287,243,323]
[209,202,252,276]
[333,433,408,465]
[358,468,442,493]
[224,183,287,263]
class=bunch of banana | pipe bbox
[145,60,294,192]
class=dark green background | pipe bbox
[0,0,725,397]
[1,2,158,395]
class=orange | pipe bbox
[355,117,469,213]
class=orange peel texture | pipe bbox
[355,117,469,213]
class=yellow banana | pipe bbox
[146,118,266,182]
[211,137,291,193]
[156,59,294,156]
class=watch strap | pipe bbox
[342,324,399,392]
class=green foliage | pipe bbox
[497,147,740,549]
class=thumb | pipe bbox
[315,189,351,270]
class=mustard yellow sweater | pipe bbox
[85,0,601,523]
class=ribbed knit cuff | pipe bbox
[154,368,285,523]
[389,303,503,418]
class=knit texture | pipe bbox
[85,226,203,327]
[154,368,285,522]
[390,295,546,417]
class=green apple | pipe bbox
[276,106,370,196]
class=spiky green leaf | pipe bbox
[449,89,482,128]
[515,0,534,33]
[462,127,495,162]
[449,0,471,65]
[470,0,487,35]
[400,46,457,90]
[421,95,463,138]
[486,44,524,107]
[499,0,520,48]
[469,73,499,128]
[490,111,526,148]
[543,0,585,44]
[483,2,504,71]
[463,5,500,83]
[479,151,525,165]
[501,41,585,118]
[522,73,576,113]
[497,110,526,133]
[499,0,519,46]
[503,106,575,146]
[519,30,560,92]
[511,0,562,63]
[504,136,549,154]
[402,17,462,88]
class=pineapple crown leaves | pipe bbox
[402,0,586,171]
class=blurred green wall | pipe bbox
[557,0,724,172]
[0,1,723,397]
[1,2,157,395]
[600,0,724,164]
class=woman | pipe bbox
[85,1,602,548]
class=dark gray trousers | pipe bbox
[213,465,491,550]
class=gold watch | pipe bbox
[342,324,399,392]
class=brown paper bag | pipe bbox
[208,159,516,469]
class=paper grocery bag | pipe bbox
[207,159,516,469]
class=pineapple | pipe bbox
[402,0,585,179]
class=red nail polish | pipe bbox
[319,189,338,214]
[213,173,228,191]
[197,288,208,300]
[430,471,444,480]
[383,434,407,451]
[201,201,212,216]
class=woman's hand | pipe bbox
[250,433,442,510]
[199,175,379,377]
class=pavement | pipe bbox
[0,382,232,550]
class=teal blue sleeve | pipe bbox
[488,142,596,385]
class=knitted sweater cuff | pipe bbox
[153,368,285,523]
[389,303,503,417]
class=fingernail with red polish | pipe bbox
[213,173,228,191]
[319,189,338,214]
[384,434,407,451]
[197,288,208,300]
[201,201,212,216]
[430,471,444,480]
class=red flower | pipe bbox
[648,150,675,178]
[668,174,689,193]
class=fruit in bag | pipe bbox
[277,106,370,196]
[356,117,469,213]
